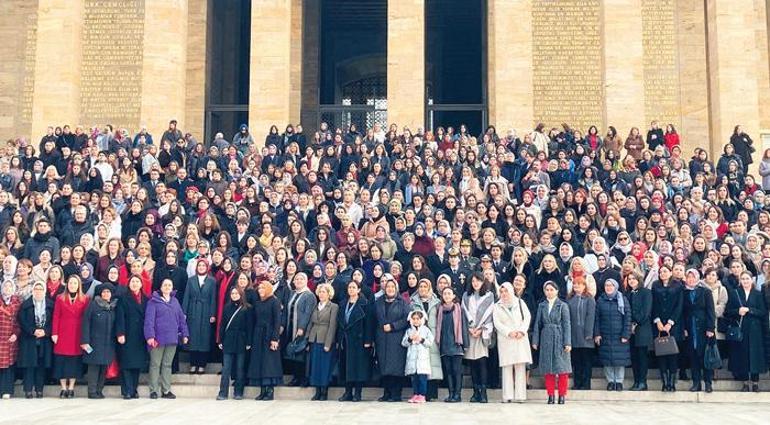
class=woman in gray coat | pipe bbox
[182,259,217,374]
[532,281,572,405]
[80,283,117,399]
[567,278,595,390]
[283,272,316,386]
[306,283,338,401]
[410,279,442,401]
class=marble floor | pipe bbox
[0,399,766,425]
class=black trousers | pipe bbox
[189,351,209,368]
[381,375,403,399]
[441,355,463,394]
[684,339,712,384]
[0,367,14,396]
[86,364,107,395]
[121,368,140,397]
[571,348,594,389]
[735,373,760,382]
[23,366,45,393]
[658,353,678,376]
[631,346,649,384]
[468,358,488,387]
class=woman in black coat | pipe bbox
[627,273,653,391]
[651,265,683,392]
[337,280,374,402]
[531,254,567,302]
[374,275,410,402]
[681,269,716,392]
[152,250,188,302]
[115,276,148,399]
[217,287,253,400]
[17,282,54,398]
[725,271,768,392]
[248,282,283,401]
[81,283,118,399]
[594,279,631,391]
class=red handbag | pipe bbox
[105,359,120,379]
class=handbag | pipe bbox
[704,338,723,370]
[285,335,308,361]
[654,331,679,356]
[726,290,745,342]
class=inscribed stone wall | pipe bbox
[0,0,38,139]
[80,0,144,129]
[532,0,604,131]
[642,0,681,128]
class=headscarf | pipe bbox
[1,279,15,304]
[2,255,17,281]
[498,281,516,308]
[604,278,625,315]
[32,282,46,324]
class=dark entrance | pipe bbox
[318,0,388,131]
[204,0,251,143]
[425,0,487,136]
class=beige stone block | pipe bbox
[249,0,292,146]
[140,0,188,138]
[289,0,303,125]
[185,0,207,140]
[488,0,533,135]
[31,0,82,139]
[0,0,37,139]
[676,0,710,159]
[387,0,425,132]
[606,0,645,136]
[706,0,761,161]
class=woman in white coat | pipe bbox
[493,282,532,402]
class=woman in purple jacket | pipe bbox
[144,278,189,399]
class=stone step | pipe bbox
[129,373,770,392]
[14,384,770,403]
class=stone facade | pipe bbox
[1,0,769,161]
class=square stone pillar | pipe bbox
[141,0,189,137]
[487,0,533,135]
[677,0,710,159]
[185,0,208,140]
[387,0,425,132]
[301,0,320,133]
[706,0,767,164]
[31,0,83,139]
[249,0,292,147]
[604,0,644,135]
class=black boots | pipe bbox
[311,387,322,401]
[478,386,488,403]
[338,386,353,402]
[319,387,328,401]
[256,386,274,400]
[352,386,362,402]
[558,395,565,404]
[547,395,555,404]
[630,381,648,391]
[469,386,480,403]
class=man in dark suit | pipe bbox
[442,248,470,296]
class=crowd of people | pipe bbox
[0,118,767,405]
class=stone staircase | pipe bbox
[14,367,770,403]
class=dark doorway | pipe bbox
[205,0,251,143]
[425,0,487,136]
[318,0,388,131]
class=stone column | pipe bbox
[289,0,303,124]
[677,0,710,159]
[706,0,764,162]
[141,0,189,137]
[604,0,644,135]
[487,0,533,135]
[249,0,292,147]
[301,0,320,133]
[185,0,208,140]
[31,0,83,139]
[387,0,425,132]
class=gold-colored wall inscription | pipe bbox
[80,0,144,129]
[642,0,681,128]
[532,0,604,131]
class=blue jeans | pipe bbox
[219,352,246,397]
[411,373,428,396]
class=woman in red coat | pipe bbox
[52,275,89,398]
[0,280,21,398]
[664,124,680,153]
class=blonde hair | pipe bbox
[315,283,335,300]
